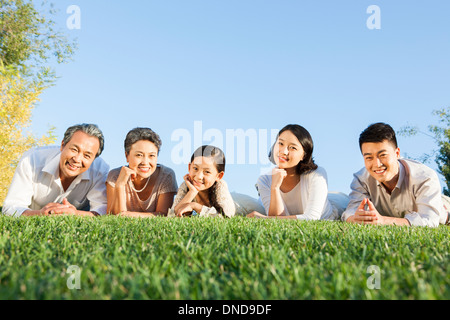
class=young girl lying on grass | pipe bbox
[169,145,236,218]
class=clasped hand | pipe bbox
[350,198,385,225]
[40,198,77,215]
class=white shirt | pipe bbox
[342,159,447,227]
[2,146,110,217]
[256,166,340,220]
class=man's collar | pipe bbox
[396,160,406,190]
[42,151,61,178]
[376,160,404,190]
[78,167,91,181]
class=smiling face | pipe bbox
[361,140,400,188]
[188,156,224,191]
[273,130,305,170]
[126,140,159,179]
[59,131,100,183]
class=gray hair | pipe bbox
[124,127,162,155]
[62,124,105,157]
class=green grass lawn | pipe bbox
[0,215,448,300]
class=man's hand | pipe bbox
[347,198,385,225]
[48,198,78,215]
[39,203,64,216]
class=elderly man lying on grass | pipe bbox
[2,124,109,217]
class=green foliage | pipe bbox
[0,0,76,83]
[0,0,76,204]
[429,109,450,196]
[0,216,448,300]
[399,107,450,196]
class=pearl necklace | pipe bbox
[130,176,150,193]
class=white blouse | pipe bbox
[256,166,340,221]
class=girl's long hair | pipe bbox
[191,145,226,215]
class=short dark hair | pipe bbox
[269,124,318,175]
[124,128,162,155]
[359,123,398,151]
[63,124,105,157]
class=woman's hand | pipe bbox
[271,167,287,190]
[246,211,268,219]
[116,166,137,188]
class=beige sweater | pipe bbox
[169,179,236,217]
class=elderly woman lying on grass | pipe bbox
[106,128,178,217]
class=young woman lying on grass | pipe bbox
[169,145,236,218]
[247,124,347,220]
[106,127,178,217]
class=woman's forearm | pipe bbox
[268,187,286,216]
[108,185,128,215]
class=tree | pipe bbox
[398,107,450,196]
[0,64,56,204]
[0,0,76,83]
[0,0,76,205]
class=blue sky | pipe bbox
[31,0,450,198]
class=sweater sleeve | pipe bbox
[256,174,271,215]
[296,167,329,221]
[214,180,236,218]
[167,181,188,217]
[341,172,370,222]
[256,173,291,216]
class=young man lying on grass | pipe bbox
[342,122,450,227]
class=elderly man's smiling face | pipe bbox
[59,130,100,184]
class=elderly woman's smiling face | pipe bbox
[126,140,159,179]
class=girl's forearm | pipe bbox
[174,190,198,213]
